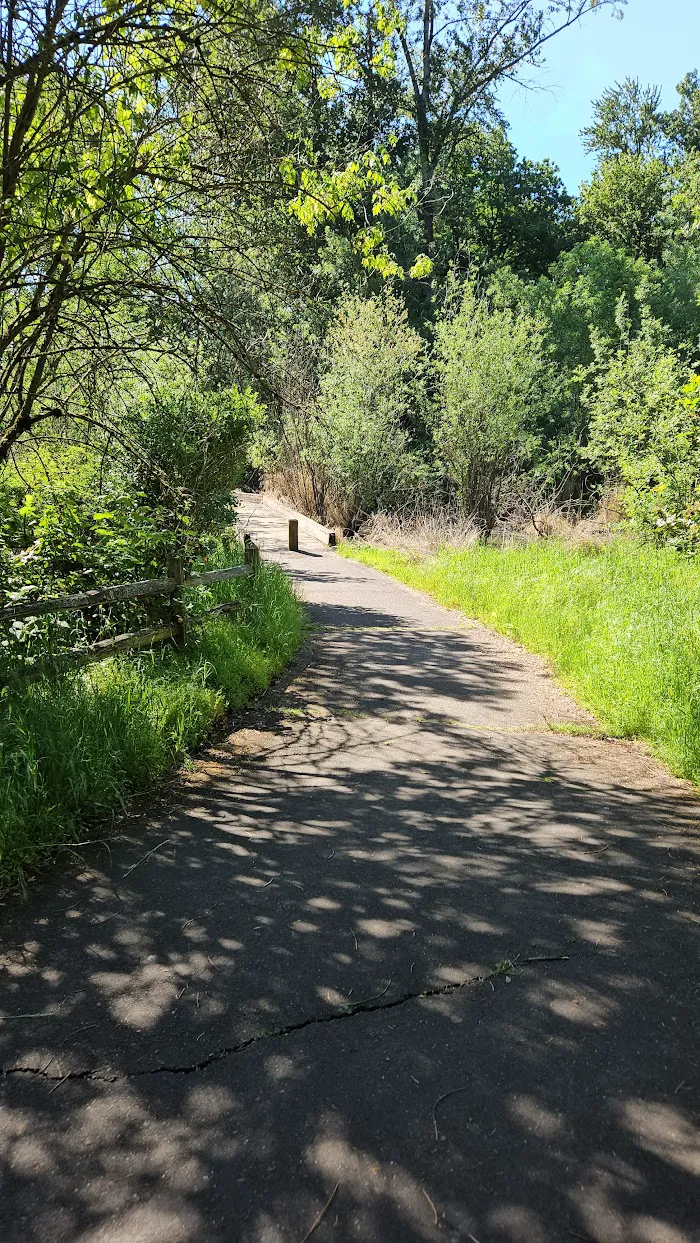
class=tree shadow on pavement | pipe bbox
[1,628,699,1243]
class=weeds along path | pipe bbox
[1,491,699,1243]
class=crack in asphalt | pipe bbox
[2,955,570,1088]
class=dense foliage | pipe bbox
[4,4,700,602]
[6,0,700,870]
[234,19,700,544]
[0,549,303,890]
[4,0,700,569]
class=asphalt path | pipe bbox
[1,492,698,1243]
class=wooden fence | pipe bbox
[0,534,261,680]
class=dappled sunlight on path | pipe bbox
[1,494,698,1243]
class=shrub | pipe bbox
[0,463,193,670]
[585,313,700,549]
[0,382,261,666]
[126,381,262,533]
[311,289,430,527]
[0,545,304,893]
[434,281,561,531]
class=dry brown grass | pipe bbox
[354,496,621,557]
[356,508,481,557]
[264,467,622,555]
[518,511,615,546]
[264,467,357,529]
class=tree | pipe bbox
[581,77,666,160]
[664,153,700,243]
[393,0,622,255]
[429,126,575,278]
[247,1,605,325]
[578,154,668,260]
[0,0,316,466]
[434,280,558,529]
[663,71,700,155]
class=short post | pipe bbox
[167,555,188,649]
[244,534,260,575]
[288,518,298,552]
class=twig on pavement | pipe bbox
[4,1012,55,1020]
[422,1187,439,1225]
[432,1086,470,1141]
[59,1022,98,1047]
[361,978,391,1004]
[300,1182,340,1242]
[48,1074,71,1095]
[122,839,171,878]
[519,955,570,964]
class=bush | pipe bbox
[0,476,177,595]
[585,313,700,548]
[311,289,430,527]
[126,381,262,533]
[0,452,197,669]
[0,545,304,893]
[0,394,260,669]
[434,281,561,531]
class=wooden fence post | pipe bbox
[167,555,188,648]
[1,555,259,680]
[288,519,298,552]
[244,534,260,575]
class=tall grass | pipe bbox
[0,546,303,892]
[341,537,700,782]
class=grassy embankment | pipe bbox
[0,545,303,891]
[340,538,700,782]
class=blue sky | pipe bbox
[499,0,700,193]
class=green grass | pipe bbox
[0,546,304,892]
[340,537,700,782]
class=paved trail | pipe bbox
[1,493,699,1243]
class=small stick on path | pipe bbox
[5,1011,56,1021]
[300,1182,340,1242]
[432,1086,470,1141]
[123,839,170,878]
[361,978,391,1004]
[519,955,570,965]
[59,1022,98,1048]
[48,1073,71,1095]
[422,1187,439,1225]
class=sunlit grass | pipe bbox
[341,537,700,783]
[0,545,303,892]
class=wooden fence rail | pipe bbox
[0,536,261,680]
[0,563,255,624]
